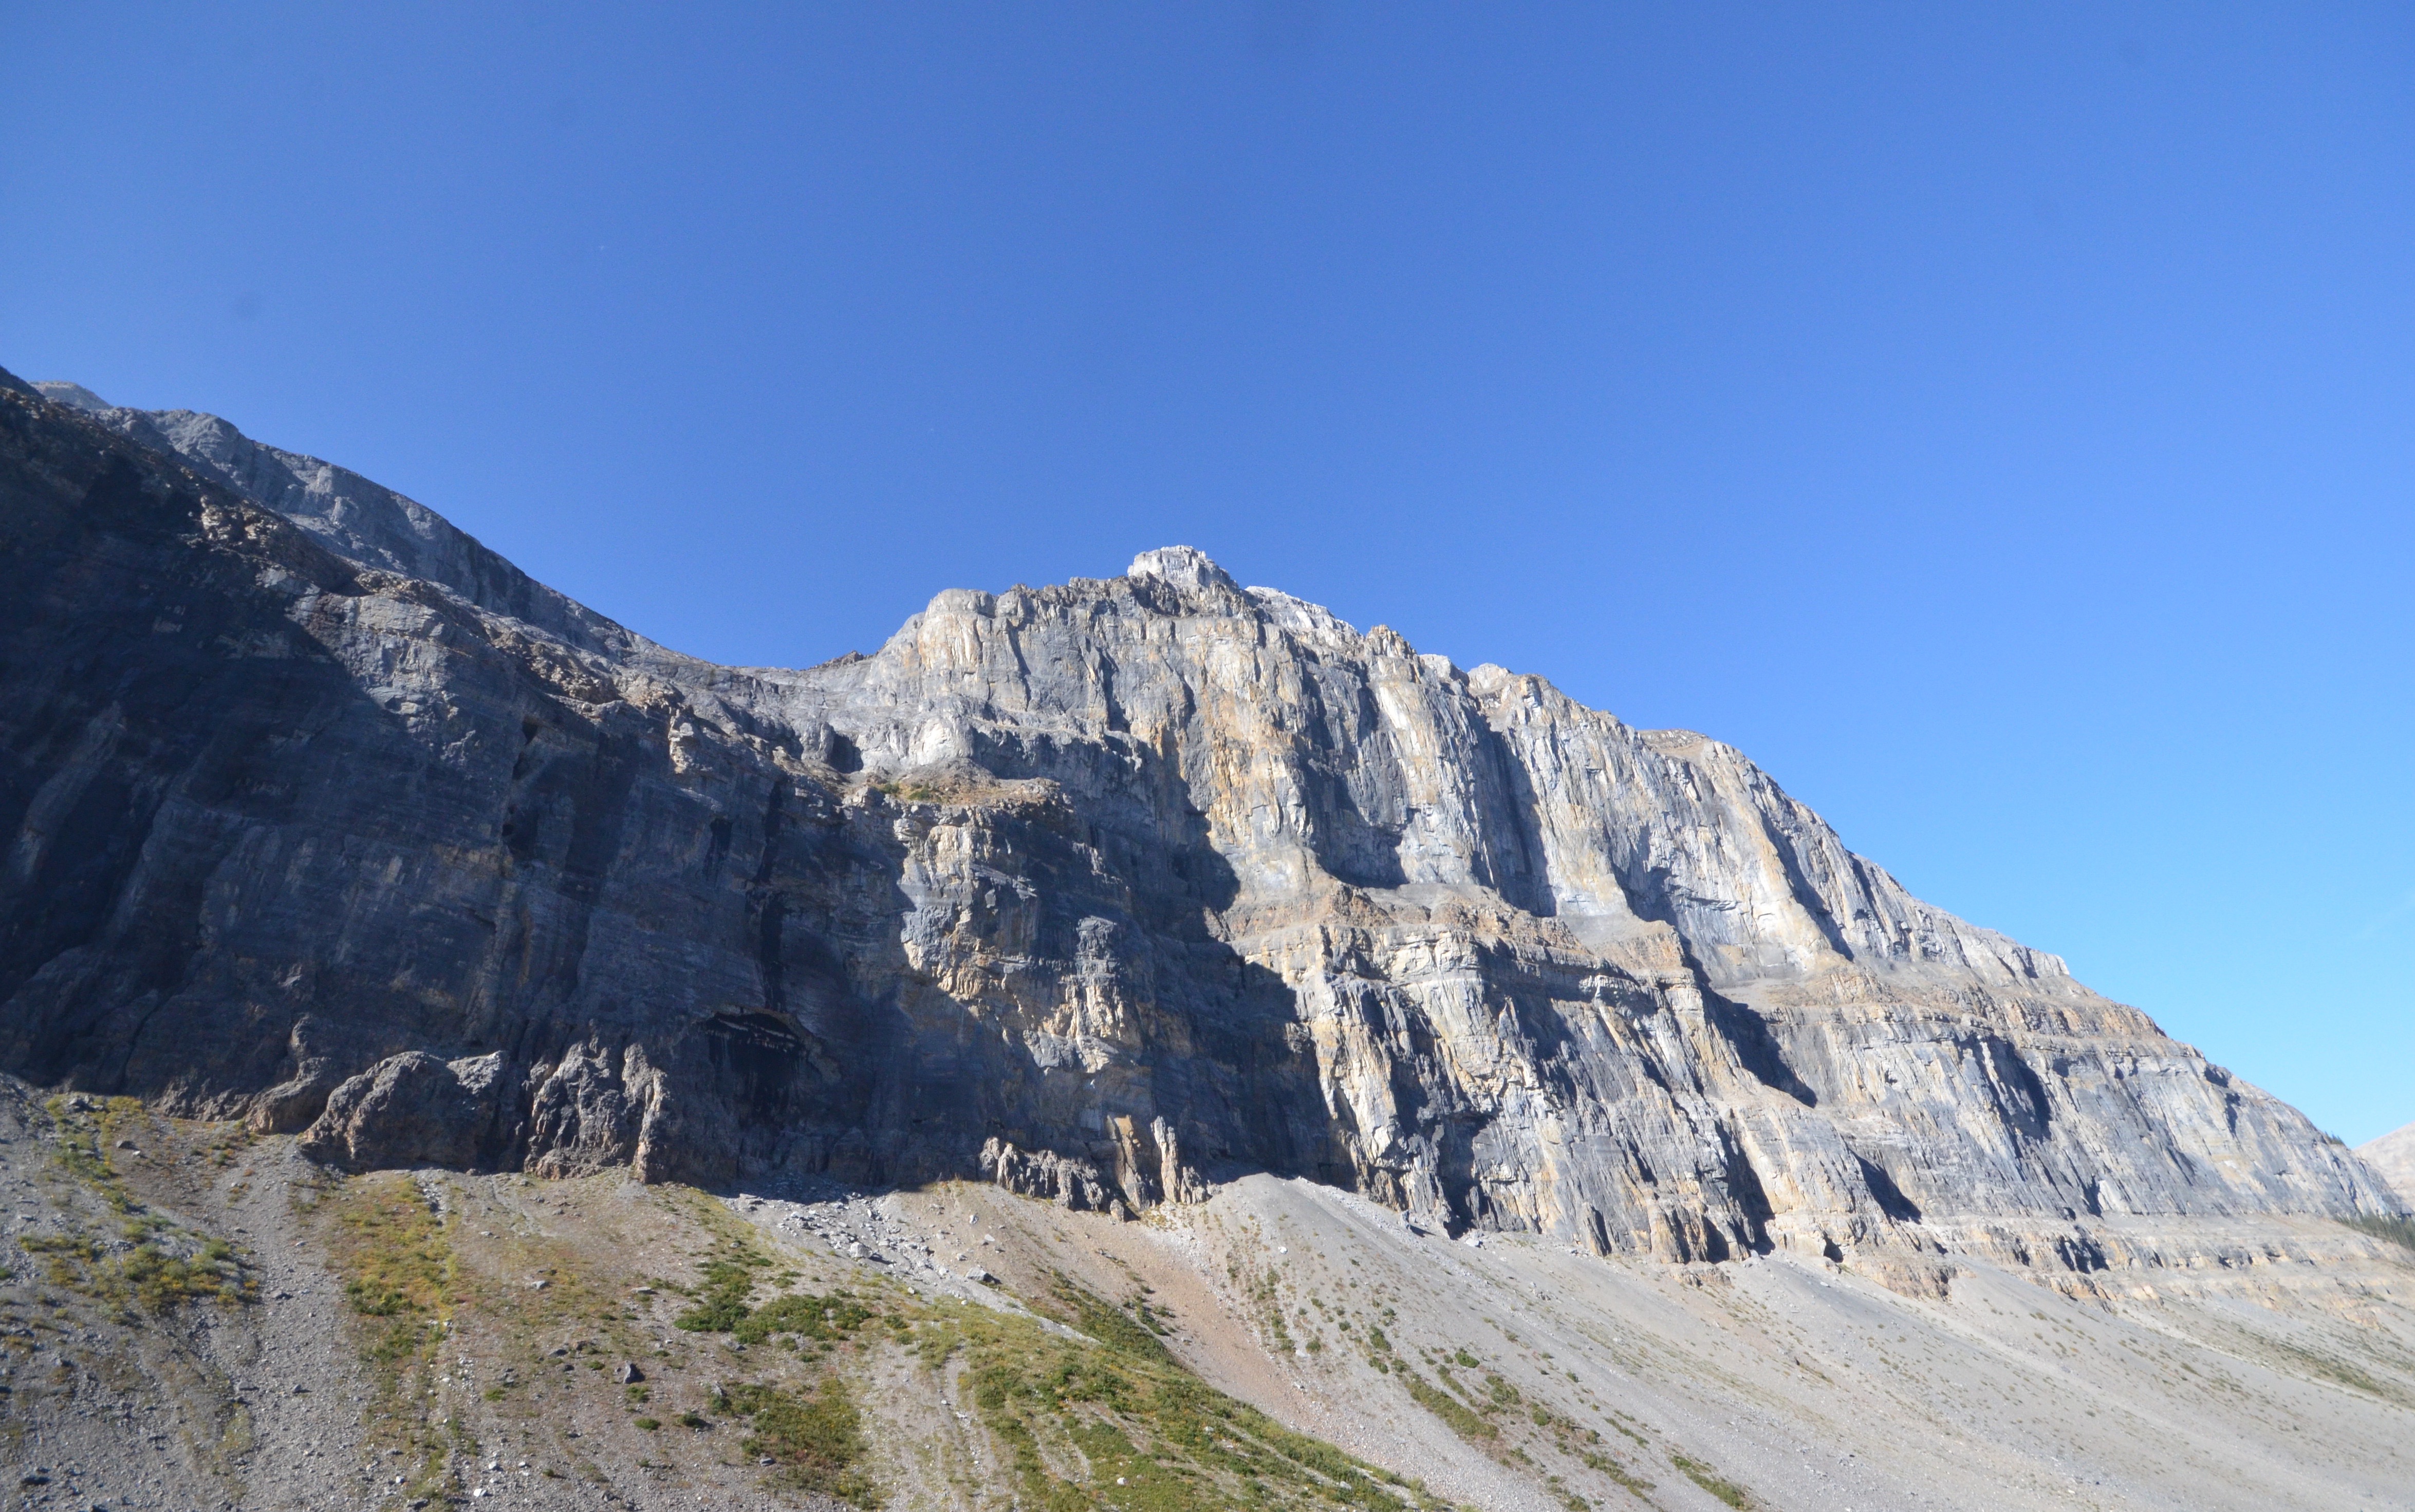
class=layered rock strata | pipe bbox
[0,371,2399,1278]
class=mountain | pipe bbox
[3,371,2411,1512]
[2,372,2401,1262]
[2363,1121,2415,1205]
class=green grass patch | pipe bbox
[915,1276,1448,1510]
[1670,1452,1752,1508]
[2343,1215,2415,1254]
[319,1172,457,1489]
[671,1233,790,1332]
[2256,1335,2408,1404]
[330,1174,452,1318]
[28,1098,248,1315]
[733,1289,878,1346]
[1578,1448,1654,1497]
[1399,1369,1496,1444]
[726,1375,877,1507]
[44,1096,145,1214]
[117,1239,243,1311]
[674,1252,759,1330]
[664,1221,1448,1509]
[19,1220,244,1317]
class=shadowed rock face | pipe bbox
[1,373,2400,1275]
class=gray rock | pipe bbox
[29,380,108,412]
[2355,1121,2415,1205]
[299,1051,503,1170]
[979,1136,1118,1214]
[0,370,2399,1284]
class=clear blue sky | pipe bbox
[4,5,2409,1142]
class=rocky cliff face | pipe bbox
[1,371,2399,1278]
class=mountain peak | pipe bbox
[32,380,113,414]
[1126,544,1239,595]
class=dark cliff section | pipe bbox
[0,372,2399,1272]
[0,377,1327,1202]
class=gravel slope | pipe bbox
[6,1075,2411,1512]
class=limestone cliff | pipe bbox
[0,372,2398,1280]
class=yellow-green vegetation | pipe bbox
[947,1273,1448,1511]
[1581,1447,1655,1499]
[45,1095,145,1212]
[1355,1315,1663,1505]
[1528,1402,1643,1498]
[320,1172,458,1499]
[1398,1368,1495,1444]
[670,1229,882,1353]
[449,1175,655,1369]
[1223,1234,1300,1355]
[330,1174,453,1317]
[671,1231,774,1332]
[724,1376,877,1507]
[2251,1333,2407,1405]
[1540,1473,1592,1512]
[1360,1321,1394,1373]
[117,1236,244,1312]
[2344,1215,2415,1254]
[735,1289,877,1346]
[1669,1452,1751,1509]
[18,1233,100,1287]
[671,1230,1452,1511]
[27,1097,250,1318]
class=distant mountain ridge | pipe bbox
[0,369,2401,1289]
[2362,1122,2415,1206]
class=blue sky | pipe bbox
[4,4,2409,1142]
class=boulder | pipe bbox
[300,1052,504,1171]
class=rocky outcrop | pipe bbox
[0,371,2399,1278]
[299,1050,505,1170]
